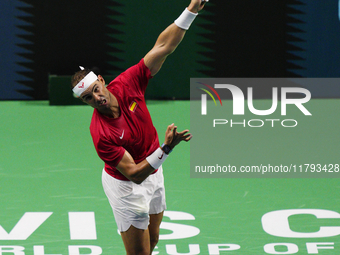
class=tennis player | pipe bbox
[71,0,207,254]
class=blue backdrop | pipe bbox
[1,0,32,99]
[1,0,339,100]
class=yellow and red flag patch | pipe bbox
[129,101,138,112]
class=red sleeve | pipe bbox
[123,58,153,95]
[94,135,125,168]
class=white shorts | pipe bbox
[102,166,166,232]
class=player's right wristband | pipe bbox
[174,8,198,30]
[146,147,169,170]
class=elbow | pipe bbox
[129,173,144,185]
[164,46,177,56]
[131,178,143,185]
[121,161,154,185]
[157,44,176,58]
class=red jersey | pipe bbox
[90,59,160,181]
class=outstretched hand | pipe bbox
[188,0,208,13]
[164,123,192,149]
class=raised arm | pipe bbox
[144,0,207,76]
[116,124,192,184]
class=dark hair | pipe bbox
[71,68,91,88]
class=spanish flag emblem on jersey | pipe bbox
[129,101,138,112]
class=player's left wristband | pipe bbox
[174,8,198,30]
[146,147,169,170]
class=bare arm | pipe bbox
[116,151,155,184]
[116,124,192,184]
[144,24,186,77]
[144,0,207,76]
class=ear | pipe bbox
[78,94,86,103]
[98,75,106,85]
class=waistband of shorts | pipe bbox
[104,165,158,181]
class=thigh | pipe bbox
[149,211,164,239]
[102,169,150,232]
[121,225,150,255]
[149,166,166,214]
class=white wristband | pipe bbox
[174,8,198,30]
[146,148,169,169]
[146,147,169,170]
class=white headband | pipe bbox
[73,66,98,97]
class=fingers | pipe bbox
[166,124,192,143]
[177,129,192,142]
[178,129,189,135]
[181,133,192,142]
[172,126,177,136]
[198,0,207,11]
[184,134,193,141]
[167,123,175,132]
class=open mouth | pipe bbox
[99,99,107,106]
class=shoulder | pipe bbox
[124,58,151,77]
[111,59,152,84]
[107,59,152,95]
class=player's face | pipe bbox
[80,75,111,110]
